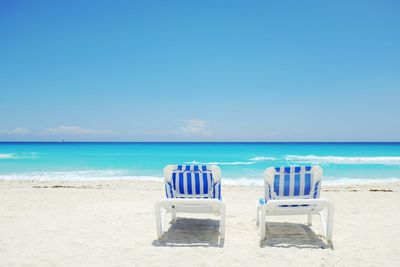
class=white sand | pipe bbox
[1,180,399,266]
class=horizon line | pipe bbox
[0,141,400,144]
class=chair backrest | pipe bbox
[164,165,222,200]
[264,166,322,200]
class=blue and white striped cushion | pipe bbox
[313,180,321,199]
[165,165,222,200]
[213,181,222,201]
[262,166,321,207]
[175,165,208,172]
[165,182,175,198]
[273,166,313,198]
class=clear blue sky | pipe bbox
[1,0,399,141]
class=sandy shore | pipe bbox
[1,180,399,266]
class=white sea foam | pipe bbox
[222,177,400,186]
[0,152,37,159]
[222,178,264,186]
[184,160,256,165]
[0,170,162,182]
[285,155,400,165]
[249,156,277,161]
[0,153,15,159]
[1,170,398,187]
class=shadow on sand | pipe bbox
[152,217,224,247]
[260,222,332,249]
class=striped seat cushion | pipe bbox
[273,166,313,198]
[261,166,322,207]
[165,165,221,200]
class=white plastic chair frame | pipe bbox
[155,165,226,240]
[256,166,333,243]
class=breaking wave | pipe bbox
[0,153,14,159]
[285,155,400,165]
[0,170,162,181]
[184,160,256,165]
[0,152,37,159]
[249,156,277,161]
[1,170,399,186]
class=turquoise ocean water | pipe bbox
[1,142,400,185]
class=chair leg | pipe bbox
[256,204,260,226]
[326,203,334,242]
[155,203,163,239]
[170,209,176,223]
[260,207,266,241]
[307,213,313,226]
[220,202,226,240]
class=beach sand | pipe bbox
[1,180,399,266]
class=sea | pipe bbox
[1,142,400,185]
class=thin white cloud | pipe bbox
[44,125,115,135]
[179,119,211,136]
[0,127,31,135]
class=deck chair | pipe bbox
[155,164,226,239]
[256,166,333,243]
